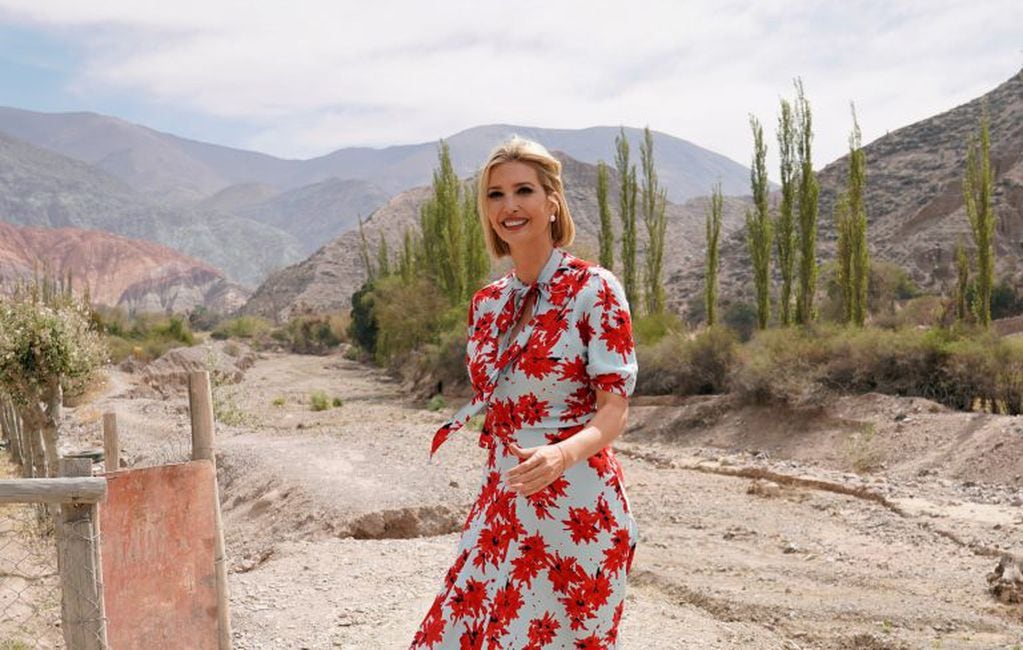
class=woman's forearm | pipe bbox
[554,391,628,468]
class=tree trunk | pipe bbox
[41,380,63,477]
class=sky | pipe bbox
[1,1,1021,172]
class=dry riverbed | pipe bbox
[59,343,1023,648]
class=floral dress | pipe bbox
[412,248,639,650]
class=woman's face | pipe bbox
[485,161,558,254]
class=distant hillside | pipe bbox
[0,109,756,253]
[241,153,750,322]
[0,108,751,205]
[0,132,305,287]
[0,222,249,314]
[669,68,1023,315]
[235,178,392,254]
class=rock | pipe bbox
[988,554,1023,604]
[747,479,781,498]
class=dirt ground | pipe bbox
[61,341,1023,649]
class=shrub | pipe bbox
[732,327,830,406]
[212,316,272,341]
[372,276,453,364]
[635,326,737,396]
[309,390,330,411]
[284,313,348,354]
[332,397,343,408]
[632,311,685,346]
[722,302,758,342]
[427,395,447,411]
[420,323,469,392]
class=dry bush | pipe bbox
[635,326,737,396]
[731,327,830,406]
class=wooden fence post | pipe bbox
[188,370,232,650]
[102,412,120,472]
[57,457,108,650]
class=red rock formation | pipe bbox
[0,222,248,313]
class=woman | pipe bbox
[412,137,638,649]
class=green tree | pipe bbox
[954,239,971,324]
[0,278,106,478]
[846,105,870,326]
[357,216,374,281]
[419,140,466,303]
[376,237,391,278]
[597,161,615,270]
[640,127,668,316]
[835,105,870,326]
[746,115,773,330]
[462,185,489,301]
[615,128,639,310]
[775,98,798,325]
[705,183,723,326]
[398,228,416,284]
[794,79,820,325]
[963,106,996,327]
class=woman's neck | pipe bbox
[510,241,555,285]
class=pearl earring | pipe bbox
[549,214,556,223]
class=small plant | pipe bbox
[310,391,330,412]
[427,394,447,412]
[271,396,286,408]
[331,397,343,408]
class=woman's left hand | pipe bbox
[504,443,567,497]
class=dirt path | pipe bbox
[78,345,1023,649]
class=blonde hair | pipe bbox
[476,136,575,258]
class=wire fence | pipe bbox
[0,502,62,649]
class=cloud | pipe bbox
[1,0,1020,169]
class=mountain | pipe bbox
[0,132,305,287]
[235,178,392,254]
[241,153,750,322]
[0,222,249,314]
[668,68,1023,314]
[0,108,750,204]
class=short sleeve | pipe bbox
[583,269,638,398]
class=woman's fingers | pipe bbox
[507,443,532,460]
[505,446,564,495]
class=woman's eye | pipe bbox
[487,191,503,199]
[516,187,534,195]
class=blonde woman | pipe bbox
[412,137,638,649]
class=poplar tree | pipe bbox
[420,140,466,303]
[963,106,996,328]
[954,238,970,323]
[615,128,639,309]
[462,185,489,302]
[775,99,798,325]
[640,127,667,316]
[746,115,773,329]
[794,79,820,325]
[846,105,869,326]
[835,194,853,322]
[357,216,374,281]
[376,237,391,278]
[398,228,416,284]
[597,161,615,270]
[705,183,723,326]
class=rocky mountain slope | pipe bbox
[0,132,304,287]
[0,222,249,313]
[241,153,750,322]
[671,68,1023,313]
[235,178,392,254]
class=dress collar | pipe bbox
[508,247,566,294]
